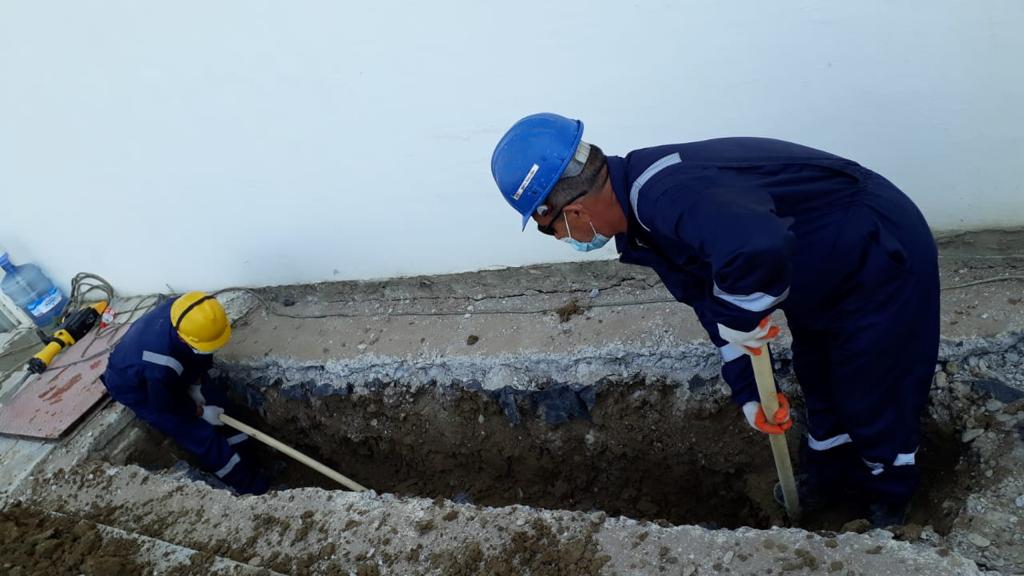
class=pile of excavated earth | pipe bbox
[2,230,1023,575]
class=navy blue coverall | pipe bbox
[102,299,267,494]
[608,138,939,505]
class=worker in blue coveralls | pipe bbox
[490,113,939,527]
[102,292,268,495]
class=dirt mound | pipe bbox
[0,503,144,576]
[429,518,610,576]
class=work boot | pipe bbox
[868,501,908,529]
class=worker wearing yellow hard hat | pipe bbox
[102,291,267,494]
[170,292,233,353]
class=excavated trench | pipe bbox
[111,363,975,533]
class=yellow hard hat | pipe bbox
[170,292,232,353]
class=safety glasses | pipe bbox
[536,190,588,236]
[535,168,609,236]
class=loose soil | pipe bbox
[0,503,145,576]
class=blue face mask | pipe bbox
[561,213,610,252]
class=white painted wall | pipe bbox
[1,1,1022,294]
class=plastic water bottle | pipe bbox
[0,249,68,328]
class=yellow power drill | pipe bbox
[27,301,109,374]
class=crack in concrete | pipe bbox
[322,276,661,305]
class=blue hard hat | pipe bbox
[491,113,584,230]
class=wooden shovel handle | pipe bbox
[751,347,801,520]
[220,414,368,492]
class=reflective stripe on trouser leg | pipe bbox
[863,449,918,476]
[226,432,249,445]
[893,450,917,466]
[215,453,241,478]
[862,458,885,476]
[807,433,852,451]
[218,451,268,495]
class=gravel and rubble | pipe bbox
[931,345,1024,572]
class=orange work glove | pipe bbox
[741,393,793,435]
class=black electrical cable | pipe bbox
[59,273,116,324]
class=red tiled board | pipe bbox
[0,322,133,439]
